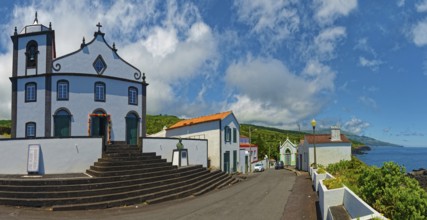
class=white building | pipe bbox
[10,15,147,144]
[164,111,240,173]
[239,135,258,173]
[279,137,297,166]
[297,126,351,171]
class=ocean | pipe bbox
[355,146,427,172]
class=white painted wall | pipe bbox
[299,141,351,171]
[220,114,240,172]
[52,34,140,81]
[16,77,46,138]
[165,113,240,172]
[166,120,221,169]
[0,137,102,174]
[51,75,142,141]
[142,137,208,167]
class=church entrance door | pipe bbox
[91,110,108,141]
[285,149,291,166]
[126,112,138,145]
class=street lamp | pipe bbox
[311,119,317,169]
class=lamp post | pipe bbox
[311,119,317,169]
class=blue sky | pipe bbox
[0,0,426,147]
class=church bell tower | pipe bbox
[10,12,56,138]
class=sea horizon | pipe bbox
[356,146,427,172]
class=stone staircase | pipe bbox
[0,144,239,211]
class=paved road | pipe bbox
[0,169,315,220]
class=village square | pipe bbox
[0,11,395,220]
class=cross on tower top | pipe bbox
[33,11,38,24]
[96,22,102,32]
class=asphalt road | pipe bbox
[0,169,302,220]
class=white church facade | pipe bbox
[10,15,147,144]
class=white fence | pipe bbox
[311,168,387,220]
[0,137,102,174]
[142,137,208,168]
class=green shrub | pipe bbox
[323,177,343,189]
[357,162,427,219]
[317,167,326,174]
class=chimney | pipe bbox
[331,126,341,141]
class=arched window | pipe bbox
[128,86,138,105]
[25,122,36,138]
[224,126,231,143]
[94,82,106,102]
[57,80,69,100]
[25,40,38,68]
[54,109,71,137]
[25,82,37,102]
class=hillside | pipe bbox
[146,114,181,135]
[0,116,400,151]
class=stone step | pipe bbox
[95,158,166,166]
[0,165,203,186]
[104,149,141,154]
[99,156,159,161]
[103,152,143,158]
[94,159,167,167]
[98,156,162,162]
[89,162,172,172]
[86,165,176,177]
[50,170,227,211]
[146,171,229,204]
[0,166,205,192]
[0,169,211,199]
[0,170,224,208]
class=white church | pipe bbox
[10,14,147,145]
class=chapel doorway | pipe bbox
[285,148,291,166]
[90,110,108,139]
[126,112,139,145]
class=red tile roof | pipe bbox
[305,134,350,144]
[167,111,232,130]
[240,143,258,148]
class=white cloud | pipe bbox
[0,0,217,119]
[343,117,370,135]
[225,57,335,126]
[397,0,406,7]
[314,26,346,59]
[233,0,300,50]
[358,96,378,110]
[416,0,427,12]
[313,0,357,25]
[359,56,383,71]
[412,20,427,46]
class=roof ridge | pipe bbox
[168,111,233,130]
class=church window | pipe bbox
[233,128,237,143]
[128,87,138,105]
[25,40,38,68]
[25,82,37,102]
[93,55,107,75]
[57,80,69,100]
[94,82,106,102]
[225,126,231,142]
[25,122,36,138]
